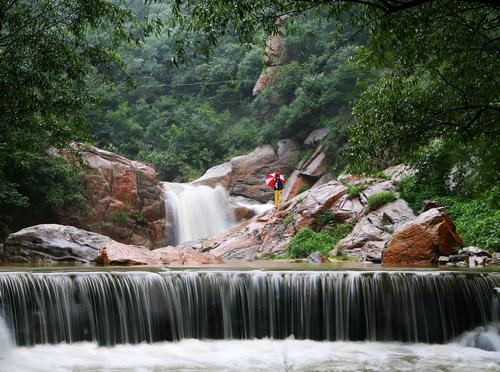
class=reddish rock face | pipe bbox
[96,244,222,266]
[60,144,166,248]
[382,208,463,266]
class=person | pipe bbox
[274,174,284,208]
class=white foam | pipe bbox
[2,339,499,372]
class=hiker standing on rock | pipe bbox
[265,172,285,209]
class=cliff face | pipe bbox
[58,144,166,248]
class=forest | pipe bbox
[0,0,498,250]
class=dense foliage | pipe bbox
[288,227,334,258]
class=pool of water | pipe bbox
[1,260,499,273]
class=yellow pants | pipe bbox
[274,190,282,208]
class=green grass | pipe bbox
[287,227,334,258]
[347,184,367,199]
[367,191,397,212]
[323,219,357,247]
[315,210,336,230]
[111,210,129,223]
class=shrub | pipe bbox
[287,227,334,258]
[324,219,357,247]
[315,210,336,230]
[371,170,390,180]
[347,184,367,199]
[438,192,499,252]
[367,191,397,211]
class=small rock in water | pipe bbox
[448,254,467,263]
[457,261,468,268]
[458,246,490,257]
[469,256,487,267]
[446,262,457,267]
[306,252,328,264]
[437,256,449,265]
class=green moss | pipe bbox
[315,210,336,230]
[367,191,397,212]
[288,227,334,258]
[324,219,357,247]
[347,184,367,199]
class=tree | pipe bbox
[0,0,155,234]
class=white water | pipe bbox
[1,339,499,372]
[163,182,237,244]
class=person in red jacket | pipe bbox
[274,174,284,208]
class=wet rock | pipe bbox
[469,256,487,267]
[233,206,255,221]
[438,256,450,265]
[152,247,222,265]
[97,242,161,266]
[300,145,327,178]
[3,224,114,263]
[382,208,463,266]
[485,253,500,266]
[59,144,166,248]
[306,252,328,264]
[334,199,415,262]
[458,246,491,257]
[449,254,467,263]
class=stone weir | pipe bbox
[0,271,498,346]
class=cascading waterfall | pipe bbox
[162,182,237,244]
[0,271,498,347]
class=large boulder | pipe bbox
[194,140,300,202]
[98,245,222,266]
[334,199,416,262]
[59,144,166,248]
[2,224,113,262]
[382,208,463,265]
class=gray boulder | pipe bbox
[306,252,328,264]
[3,224,114,263]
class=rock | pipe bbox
[96,242,161,265]
[486,253,500,266]
[59,144,166,248]
[457,261,468,268]
[382,208,463,266]
[300,145,327,178]
[383,164,416,183]
[458,246,491,257]
[252,66,280,96]
[152,247,222,265]
[449,254,467,263]
[420,200,443,214]
[194,141,300,202]
[334,199,415,262]
[233,206,255,221]
[304,128,328,145]
[306,252,328,264]
[281,170,316,201]
[3,224,114,263]
[438,256,450,265]
[469,256,487,267]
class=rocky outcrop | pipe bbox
[333,199,415,262]
[382,208,463,265]
[253,16,289,96]
[3,224,113,262]
[194,140,300,202]
[383,164,416,183]
[98,245,222,266]
[2,223,220,265]
[60,144,166,248]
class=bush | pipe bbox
[287,227,334,258]
[315,210,336,230]
[438,193,499,252]
[367,191,397,211]
[324,219,357,247]
[347,184,367,199]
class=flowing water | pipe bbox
[162,183,236,244]
[0,270,499,371]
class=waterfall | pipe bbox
[0,271,499,346]
[163,182,236,244]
